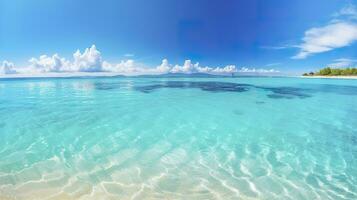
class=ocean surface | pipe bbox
[0,77,356,200]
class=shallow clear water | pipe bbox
[0,77,356,200]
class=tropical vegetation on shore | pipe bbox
[303,67,357,76]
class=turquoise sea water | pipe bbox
[0,77,356,200]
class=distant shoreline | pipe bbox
[301,75,357,80]
[1,74,356,80]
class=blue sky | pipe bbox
[1,0,357,75]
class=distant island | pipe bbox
[303,67,357,77]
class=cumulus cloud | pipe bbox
[1,45,281,77]
[168,60,238,74]
[29,54,70,73]
[0,61,17,74]
[73,45,103,72]
[27,45,102,73]
[169,60,237,74]
[212,65,237,73]
[103,59,145,73]
[293,4,357,59]
[155,59,171,73]
[327,58,357,68]
[238,67,280,73]
[171,60,199,73]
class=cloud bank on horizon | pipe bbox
[0,45,280,76]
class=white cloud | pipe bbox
[0,61,17,74]
[333,3,357,19]
[73,45,103,72]
[292,22,357,59]
[263,4,357,60]
[155,59,171,73]
[29,54,70,73]
[27,45,102,73]
[0,45,277,77]
[212,65,237,73]
[169,60,237,74]
[265,4,357,59]
[102,59,173,75]
[103,60,137,73]
[238,67,280,73]
[171,60,199,73]
[293,4,357,59]
[327,58,357,68]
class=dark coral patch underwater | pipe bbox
[93,81,357,99]
[135,81,251,93]
[135,81,313,99]
[258,86,312,99]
